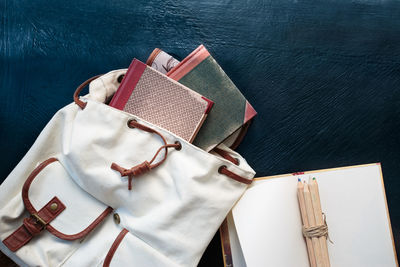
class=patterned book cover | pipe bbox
[146,48,180,74]
[164,45,257,151]
[109,59,213,143]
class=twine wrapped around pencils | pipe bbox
[303,224,328,239]
[302,214,332,243]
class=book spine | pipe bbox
[109,59,147,110]
[166,45,210,81]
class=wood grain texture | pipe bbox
[1,0,400,265]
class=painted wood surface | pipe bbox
[1,0,400,265]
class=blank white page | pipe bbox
[226,212,247,267]
[232,164,397,267]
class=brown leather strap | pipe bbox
[218,166,252,185]
[26,159,112,241]
[3,158,67,252]
[103,229,129,267]
[73,75,103,109]
[3,197,65,252]
[213,147,252,185]
[46,207,112,241]
[111,120,181,190]
[213,147,239,165]
[3,157,113,252]
[22,158,58,213]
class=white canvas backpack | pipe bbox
[0,70,255,267]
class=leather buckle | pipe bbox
[3,196,66,252]
[31,213,47,228]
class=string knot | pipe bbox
[111,161,151,190]
[130,161,151,176]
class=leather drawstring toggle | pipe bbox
[110,119,181,190]
[111,161,151,190]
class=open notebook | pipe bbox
[221,163,397,267]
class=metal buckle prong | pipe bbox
[31,213,47,228]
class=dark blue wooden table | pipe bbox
[1,0,399,265]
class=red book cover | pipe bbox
[109,59,213,143]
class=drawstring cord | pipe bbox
[111,143,180,190]
[73,75,252,189]
[111,119,181,190]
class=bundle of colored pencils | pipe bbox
[297,178,330,267]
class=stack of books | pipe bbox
[109,45,257,151]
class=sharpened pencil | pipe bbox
[310,177,330,267]
[298,179,317,267]
[304,182,324,267]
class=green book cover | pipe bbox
[166,45,257,151]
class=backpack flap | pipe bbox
[2,157,112,259]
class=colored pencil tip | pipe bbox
[313,177,316,180]
[298,178,301,182]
